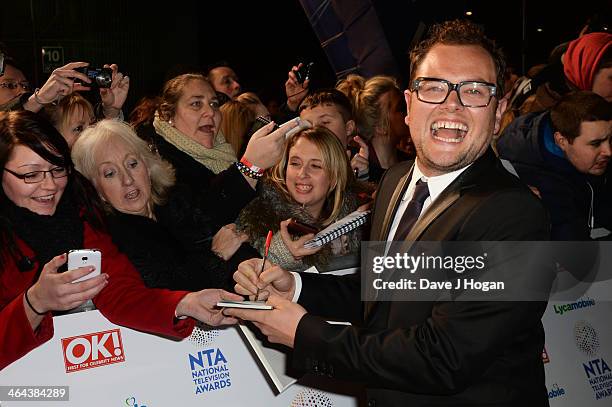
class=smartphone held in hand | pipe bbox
[68,249,101,283]
[287,219,319,236]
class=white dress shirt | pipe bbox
[386,160,471,242]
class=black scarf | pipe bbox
[4,185,84,274]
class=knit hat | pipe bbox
[563,32,612,91]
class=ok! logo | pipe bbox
[61,329,126,373]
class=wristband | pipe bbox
[235,161,263,180]
[240,156,264,174]
[24,288,45,315]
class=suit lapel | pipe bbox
[378,164,414,241]
[405,149,497,241]
[365,149,498,319]
[406,187,461,241]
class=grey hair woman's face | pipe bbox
[93,139,153,217]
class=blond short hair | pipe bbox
[72,119,175,208]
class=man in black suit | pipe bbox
[227,20,551,406]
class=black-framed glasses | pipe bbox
[410,77,497,108]
[0,80,31,91]
[3,167,69,183]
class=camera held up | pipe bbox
[74,67,113,89]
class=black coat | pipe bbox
[292,149,552,406]
[106,183,234,291]
[138,124,256,230]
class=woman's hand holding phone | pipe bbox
[25,253,108,319]
[279,219,322,260]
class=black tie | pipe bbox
[392,179,429,241]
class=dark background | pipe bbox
[1,0,609,114]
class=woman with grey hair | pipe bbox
[72,119,245,290]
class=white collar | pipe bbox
[403,160,472,203]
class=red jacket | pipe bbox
[0,220,195,370]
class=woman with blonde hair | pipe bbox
[73,119,245,290]
[220,100,258,157]
[236,126,372,272]
[337,74,414,182]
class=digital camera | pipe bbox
[75,67,113,88]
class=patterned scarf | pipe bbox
[153,113,236,174]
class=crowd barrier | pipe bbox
[1,281,610,406]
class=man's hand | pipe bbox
[233,258,295,301]
[175,289,243,326]
[223,295,307,348]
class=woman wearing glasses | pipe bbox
[0,110,242,371]
[0,56,32,111]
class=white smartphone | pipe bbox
[216,300,273,310]
[68,249,102,283]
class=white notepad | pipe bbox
[303,210,370,249]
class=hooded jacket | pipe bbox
[497,111,608,240]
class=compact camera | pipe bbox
[75,67,113,88]
[294,62,314,84]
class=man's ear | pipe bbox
[345,119,356,139]
[554,131,569,151]
[493,97,508,135]
[404,90,412,126]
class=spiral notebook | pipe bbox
[304,210,370,249]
